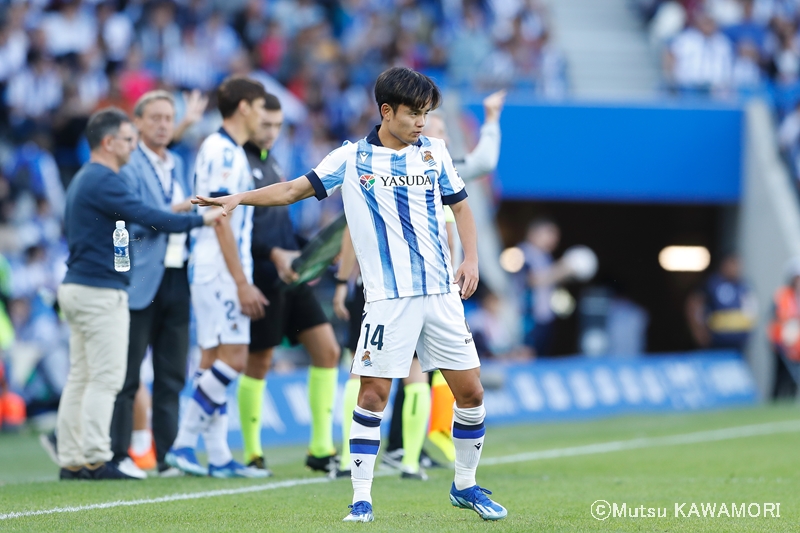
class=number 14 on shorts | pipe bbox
[363,323,385,351]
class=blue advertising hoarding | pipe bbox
[186,351,757,450]
[465,101,743,204]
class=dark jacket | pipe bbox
[244,142,298,284]
[63,161,203,290]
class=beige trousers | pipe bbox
[56,283,129,466]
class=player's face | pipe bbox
[244,97,269,138]
[109,122,137,167]
[135,99,175,150]
[252,109,283,150]
[385,103,430,146]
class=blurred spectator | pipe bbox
[41,0,97,60]
[516,218,577,356]
[767,256,800,399]
[686,252,757,351]
[468,291,532,360]
[5,51,63,136]
[95,1,133,72]
[138,1,181,69]
[162,25,217,91]
[664,12,733,95]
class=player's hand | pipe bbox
[483,90,507,123]
[238,282,268,319]
[182,89,209,126]
[271,247,300,284]
[454,258,479,299]
[201,207,224,226]
[333,283,350,320]
[193,194,241,217]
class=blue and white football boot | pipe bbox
[208,459,270,478]
[342,501,374,522]
[449,483,508,520]
[165,447,208,476]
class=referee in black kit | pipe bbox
[236,93,342,474]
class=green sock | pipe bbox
[401,382,432,473]
[237,375,266,463]
[339,377,361,470]
[308,366,338,457]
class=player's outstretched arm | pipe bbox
[193,176,316,216]
[450,199,479,300]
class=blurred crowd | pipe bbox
[637,0,800,185]
[0,0,566,423]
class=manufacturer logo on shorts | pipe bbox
[360,174,375,190]
[361,351,372,367]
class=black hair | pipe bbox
[527,217,558,233]
[263,92,281,111]
[85,107,131,150]
[216,76,268,118]
[374,67,441,117]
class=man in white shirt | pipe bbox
[195,67,507,522]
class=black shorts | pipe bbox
[346,281,366,353]
[249,279,329,352]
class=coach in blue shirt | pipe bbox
[56,107,218,481]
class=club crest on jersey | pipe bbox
[422,150,436,167]
[361,351,372,367]
[360,174,376,190]
[223,148,234,168]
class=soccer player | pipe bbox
[238,92,341,475]
[195,67,507,521]
[332,89,506,476]
[165,77,270,478]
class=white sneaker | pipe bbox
[117,457,147,479]
[158,466,184,478]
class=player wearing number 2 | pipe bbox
[194,67,507,522]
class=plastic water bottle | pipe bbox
[113,220,130,272]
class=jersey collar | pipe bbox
[218,127,237,145]
[366,125,423,148]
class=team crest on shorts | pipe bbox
[422,150,435,167]
[360,174,375,190]
[361,351,372,367]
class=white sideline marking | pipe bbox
[480,419,800,465]
[3,419,799,521]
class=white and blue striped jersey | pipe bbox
[189,128,254,285]
[307,126,468,303]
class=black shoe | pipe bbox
[380,448,404,470]
[247,456,274,477]
[305,453,338,473]
[400,469,429,481]
[40,431,59,465]
[86,461,141,480]
[59,467,89,480]
[419,448,445,469]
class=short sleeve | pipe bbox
[437,140,468,205]
[305,142,351,200]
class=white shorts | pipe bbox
[351,291,480,378]
[191,274,250,349]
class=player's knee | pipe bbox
[456,383,484,408]
[357,384,390,412]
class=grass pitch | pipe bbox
[1,404,799,532]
